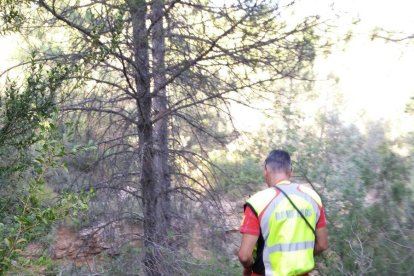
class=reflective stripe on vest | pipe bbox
[246,183,321,276]
[267,240,315,253]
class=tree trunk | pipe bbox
[151,0,171,232]
[129,0,170,275]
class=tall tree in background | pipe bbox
[1,0,321,274]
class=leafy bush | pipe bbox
[0,60,93,274]
[212,152,263,193]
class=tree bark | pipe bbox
[151,0,171,232]
[128,0,170,274]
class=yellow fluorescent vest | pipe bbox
[246,183,322,276]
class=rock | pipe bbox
[50,221,143,263]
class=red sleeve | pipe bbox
[240,205,260,236]
[316,206,327,229]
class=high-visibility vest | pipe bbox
[245,183,322,276]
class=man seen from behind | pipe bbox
[238,150,328,276]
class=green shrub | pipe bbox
[213,153,263,193]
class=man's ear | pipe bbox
[287,168,293,178]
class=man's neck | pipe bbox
[267,176,291,187]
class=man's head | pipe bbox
[263,149,292,185]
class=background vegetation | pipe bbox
[0,0,413,275]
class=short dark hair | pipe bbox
[265,149,292,173]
